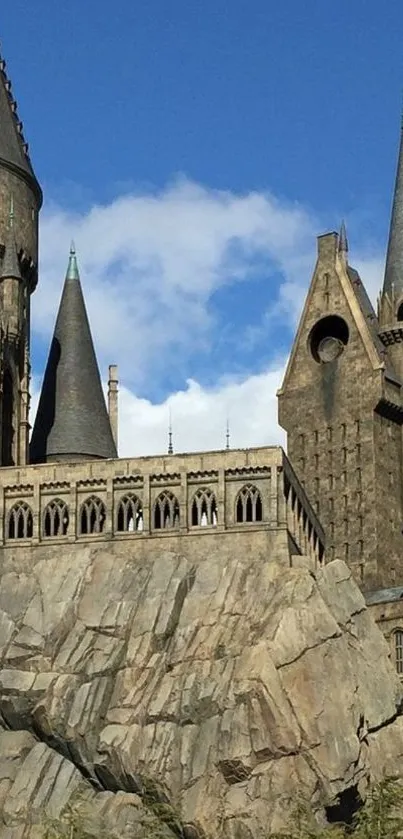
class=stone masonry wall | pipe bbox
[0,446,324,569]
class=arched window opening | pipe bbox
[309,315,349,364]
[191,488,218,527]
[397,302,403,322]
[79,496,106,535]
[395,630,403,675]
[116,494,143,533]
[7,501,33,540]
[2,368,14,467]
[236,485,263,524]
[153,491,180,530]
[43,499,69,538]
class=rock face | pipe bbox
[1,542,403,837]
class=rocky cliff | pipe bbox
[1,542,403,838]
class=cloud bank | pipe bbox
[33,177,383,456]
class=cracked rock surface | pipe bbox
[0,544,403,837]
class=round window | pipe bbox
[309,315,349,364]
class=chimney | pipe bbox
[108,364,119,450]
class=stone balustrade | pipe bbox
[0,445,325,566]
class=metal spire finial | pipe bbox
[168,410,173,455]
[226,417,230,450]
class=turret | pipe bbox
[0,48,41,466]
[0,50,42,290]
[30,245,118,463]
[277,224,403,592]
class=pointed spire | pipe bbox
[338,220,348,257]
[226,417,230,450]
[30,246,117,463]
[383,114,403,297]
[168,410,173,454]
[0,49,42,203]
[0,196,21,280]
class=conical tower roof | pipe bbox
[30,245,117,463]
[0,52,42,203]
[383,118,403,298]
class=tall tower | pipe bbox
[0,50,42,465]
[378,121,403,378]
[278,219,403,592]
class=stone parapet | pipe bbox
[0,446,325,567]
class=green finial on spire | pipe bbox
[66,240,80,280]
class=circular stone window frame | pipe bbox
[308,314,349,364]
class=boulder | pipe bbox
[0,546,402,837]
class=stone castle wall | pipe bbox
[0,446,324,569]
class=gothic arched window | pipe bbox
[153,491,180,530]
[79,496,106,535]
[116,494,143,532]
[191,488,218,527]
[235,484,263,523]
[43,499,69,538]
[7,501,33,539]
[394,629,403,675]
[397,302,403,322]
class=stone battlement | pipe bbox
[0,446,324,567]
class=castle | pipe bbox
[0,48,402,671]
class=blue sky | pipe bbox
[2,1,403,453]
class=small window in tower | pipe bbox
[397,302,403,322]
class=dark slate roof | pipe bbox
[347,265,399,383]
[30,246,117,463]
[384,122,403,298]
[0,54,42,203]
[365,586,403,606]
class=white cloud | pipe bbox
[117,364,286,457]
[31,178,385,457]
[354,255,384,303]
[30,360,286,456]
[35,178,317,387]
